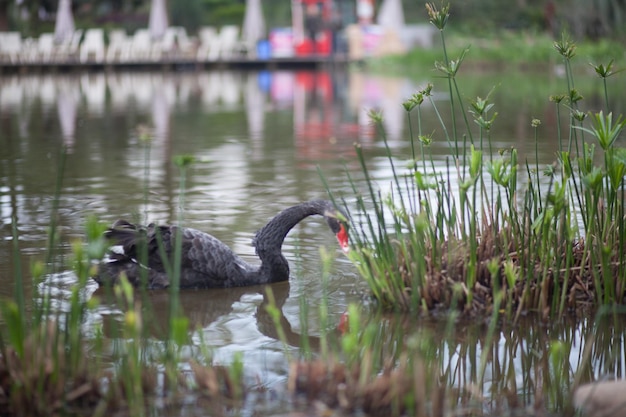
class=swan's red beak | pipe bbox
[336,224,350,254]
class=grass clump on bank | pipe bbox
[345,3,626,319]
[280,254,625,417]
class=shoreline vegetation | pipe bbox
[346,4,626,320]
[2,3,626,416]
[368,28,624,74]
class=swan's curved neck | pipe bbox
[252,200,330,283]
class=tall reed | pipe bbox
[0,147,109,415]
[0,150,247,416]
[343,2,626,319]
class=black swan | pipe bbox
[94,200,349,289]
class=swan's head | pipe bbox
[324,207,350,254]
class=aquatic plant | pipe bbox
[2,4,624,417]
[281,300,625,416]
[0,146,108,415]
[0,152,244,416]
[344,3,626,318]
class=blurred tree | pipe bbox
[402,0,625,39]
[0,1,9,31]
[561,0,625,39]
[170,0,204,30]
[201,0,245,26]
[0,0,623,40]
[260,0,292,29]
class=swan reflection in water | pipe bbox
[93,281,329,351]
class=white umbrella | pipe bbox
[54,0,75,43]
[149,0,169,40]
[242,0,266,46]
[376,0,405,29]
[291,0,304,44]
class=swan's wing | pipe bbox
[177,227,251,287]
[104,222,184,271]
[104,224,250,288]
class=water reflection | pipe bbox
[352,310,626,414]
[57,269,626,416]
[0,69,422,254]
[94,281,327,351]
[0,70,419,151]
[0,68,620,415]
[56,79,79,149]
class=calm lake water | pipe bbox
[1,68,624,415]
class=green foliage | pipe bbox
[289,302,626,416]
[201,0,246,26]
[3,3,626,416]
[344,2,626,319]
[578,111,626,151]
[370,30,623,76]
[0,302,25,358]
[0,147,237,415]
[169,0,205,31]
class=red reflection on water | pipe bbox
[268,70,376,162]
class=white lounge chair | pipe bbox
[215,25,241,60]
[157,26,195,60]
[128,29,155,62]
[159,27,178,58]
[80,29,105,63]
[56,29,83,62]
[106,29,131,62]
[34,33,56,63]
[203,25,241,61]
[0,32,23,63]
[196,26,216,61]
[173,26,196,59]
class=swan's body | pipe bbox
[94,200,349,289]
